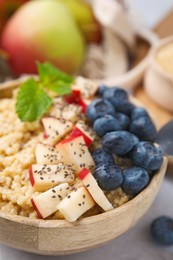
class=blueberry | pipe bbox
[115,113,129,129]
[129,117,157,141]
[131,107,149,121]
[92,148,114,165]
[131,142,163,171]
[102,131,139,156]
[97,84,108,96]
[151,216,173,246]
[94,163,123,191]
[93,115,122,137]
[103,87,134,114]
[86,98,116,122]
[94,114,130,137]
[122,167,150,196]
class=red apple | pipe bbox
[31,183,72,219]
[1,0,85,75]
[42,116,73,145]
[70,120,95,146]
[0,0,28,34]
[29,164,75,192]
[79,168,113,211]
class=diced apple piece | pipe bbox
[29,164,75,192]
[35,143,66,165]
[57,136,95,174]
[49,103,82,123]
[42,117,73,145]
[70,120,95,146]
[58,186,95,222]
[31,183,72,219]
[72,76,98,98]
[64,89,80,104]
[78,96,93,113]
[79,168,113,211]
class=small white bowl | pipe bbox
[144,36,173,112]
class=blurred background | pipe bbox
[0,0,173,83]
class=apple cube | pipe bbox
[70,120,95,146]
[31,183,72,219]
[42,116,73,145]
[72,76,98,98]
[49,103,82,123]
[29,164,75,192]
[56,136,95,174]
[35,143,66,165]
[79,168,113,211]
[58,186,95,222]
[64,89,80,104]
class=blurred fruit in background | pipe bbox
[0,0,28,34]
[0,0,101,76]
[58,0,102,43]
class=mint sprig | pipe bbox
[16,62,74,122]
[37,62,73,84]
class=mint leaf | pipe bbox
[47,80,71,95]
[37,62,74,84]
[16,78,52,122]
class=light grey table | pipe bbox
[0,176,173,260]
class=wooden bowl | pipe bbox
[0,79,168,255]
[144,36,173,112]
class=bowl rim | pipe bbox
[0,157,167,227]
[149,35,173,79]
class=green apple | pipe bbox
[58,0,102,43]
[1,0,85,75]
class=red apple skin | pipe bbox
[70,127,92,147]
[31,198,44,219]
[77,97,88,113]
[1,0,85,75]
[43,132,48,139]
[64,90,88,113]
[64,89,81,104]
[78,168,89,180]
[29,165,35,187]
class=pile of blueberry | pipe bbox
[86,86,164,197]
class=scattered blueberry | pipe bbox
[131,107,149,121]
[94,163,123,191]
[103,87,134,114]
[92,148,114,165]
[151,216,173,246]
[97,84,108,96]
[93,115,122,137]
[122,167,150,196]
[86,98,116,122]
[129,117,157,141]
[102,131,139,156]
[131,142,163,171]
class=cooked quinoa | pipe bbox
[0,93,129,219]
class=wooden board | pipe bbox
[134,12,173,127]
